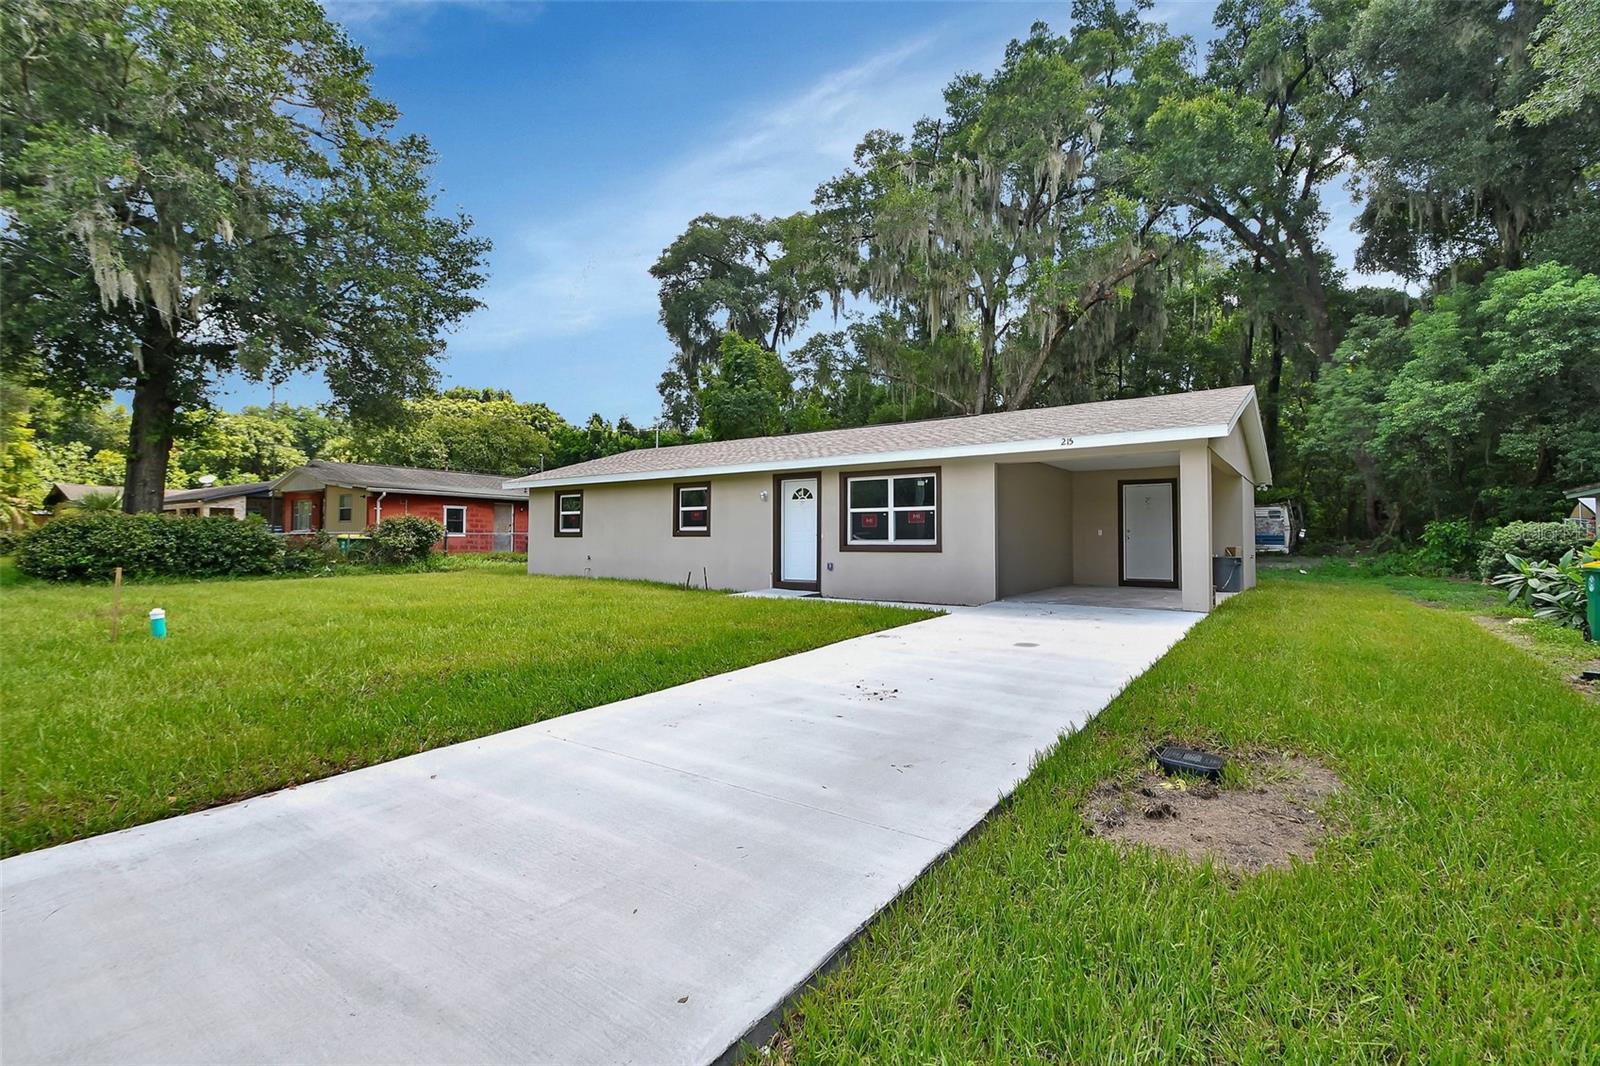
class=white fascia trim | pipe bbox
[505,424,1232,490]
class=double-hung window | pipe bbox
[443,505,467,536]
[291,498,313,533]
[842,470,938,550]
[673,482,710,536]
[555,491,583,537]
[337,493,354,523]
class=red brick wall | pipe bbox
[281,490,321,534]
[372,494,528,553]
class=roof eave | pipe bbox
[506,423,1234,490]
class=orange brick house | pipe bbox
[272,460,528,552]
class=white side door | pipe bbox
[779,477,819,586]
[1121,481,1176,585]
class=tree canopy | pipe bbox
[0,0,489,510]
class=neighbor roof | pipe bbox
[507,386,1268,489]
[44,482,123,503]
[1564,482,1600,499]
[275,460,523,500]
[163,481,273,505]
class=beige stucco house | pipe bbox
[506,386,1271,612]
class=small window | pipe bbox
[337,493,353,523]
[443,505,466,536]
[673,482,710,536]
[843,470,938,550]
[555,491,583,537]
[291,498,313,533]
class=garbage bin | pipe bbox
[1584,561,1600,642]
[1213,555,1243,594]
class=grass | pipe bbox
[762,573,1599,1062]
[0,562,931,856]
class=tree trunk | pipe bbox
[1264,322,1285,468]
[1353,449,1383,538]
[974,300,997,414]
[123,326,177,513]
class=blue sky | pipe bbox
[234,1,1373,422]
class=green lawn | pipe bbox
[0,564,930,856]
[764,574,1600,1062]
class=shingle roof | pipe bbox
[508,386,1258,487]
[164,481,272,505]
[289,460,524,499]
[44,482,123,503]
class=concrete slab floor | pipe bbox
[0,602,1202,1065]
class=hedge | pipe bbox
[1476,520,1596,579]
[16,514,281,581]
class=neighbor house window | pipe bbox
[841,470,938,550]
[673,482,710,536]
[443,506,467,536]
[291,498,313,533]
[555,491,583,536]
[337,493,353,523]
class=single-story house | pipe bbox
[1566,482,1599,538]
[162,481,274,520]
[41,482,122,510]
[507,385,1270,612]
[272,460,529,552]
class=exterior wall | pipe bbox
[322,488,369,533]
[821,458,997,605]
[995,462,1073,598]
[1069,465,1180,587]
[526,458,999,605]
[281,489,322,533]
[528,473,775,589]
[376,493,528,553]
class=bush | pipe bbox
[1492,543,1600,637]
[1417,519,1482,575]
[1476,521,1595,579]
[0,528,29,556]
[16,514,281,581]
[369,515,443,566]
[277,530,337,573]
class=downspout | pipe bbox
[374,490,387,524]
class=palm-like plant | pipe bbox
[60,491,123,515]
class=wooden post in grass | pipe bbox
[111,566,122,643]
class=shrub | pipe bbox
[0,528,29,556]
[16,514,281,581]
[1492,543,1600,637]
[278,530,337,573]
[1417,519,1482,575]
[369,515,444,566]
[1476,521,1594,580]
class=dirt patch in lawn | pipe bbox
[1082,752,1343,873]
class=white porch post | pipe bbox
[1241,473,1257,589]
[1179,443,1213,612]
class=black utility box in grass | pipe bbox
[1154,745,1226,779]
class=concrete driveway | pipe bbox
[1,600,1200,1065]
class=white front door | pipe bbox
[1121,481,1176,586]
[779,477,819,587]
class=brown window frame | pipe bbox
[672,481,711,537]
[837,466,941,553]
[554,490,584,537]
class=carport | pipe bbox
[994,431,1259,614]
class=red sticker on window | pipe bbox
[907,512,925,524]
[861,514,879,528]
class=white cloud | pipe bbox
[453,26,994,355]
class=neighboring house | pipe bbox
[272,460,529,552]
[1566,482,1599,538]
[507,386,1270,612]
[41,482,122,510]
[162,481,275,521]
